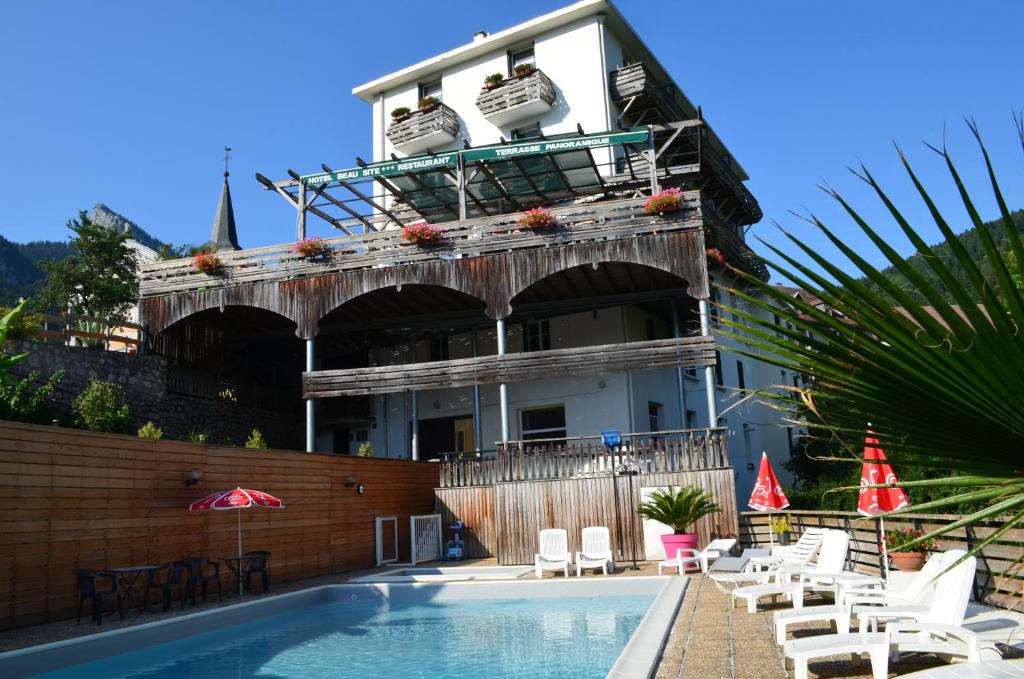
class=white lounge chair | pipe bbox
[659,538,737,575]
[535,528,572,578]
[575,526,614,576]
[774,550,945,645]
[732,529,850,613]
[782,550,1014,678]
[709,527,827,592]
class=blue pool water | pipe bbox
[39,594,654,678]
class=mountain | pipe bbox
[860,209,1024,304]
[0,204,169,305]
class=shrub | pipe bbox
[137,421,163,440]
[643,187,684,215]
[245,429,268,449]
[768,515,791,535]
[0,369,63,424]
[187,430,208,444]
[516,207,557,231]
[357,442,374,458]
[72,380,131,433]
[417,96,440,110]
[0,306,43,341]
[390,106,411,120]
[191,252,222,275]
[401,222,445,245]
[514,63,534,77]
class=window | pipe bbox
[648,402,664,432]
[508,45,535,75]
[684,366,697,378]
[736,360,746,390]
[621,49,636,67]
[685,410,697,429]
[511,122,541,140]
[521,406,566,441]
[523,319,551,352]
[714,351,724,386]
[419,78,442,102]
[645,317,656,341]
[429,335,449,361]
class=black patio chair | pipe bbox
[242,551,271,594]
[76,569,118,625]
[182,557,222,605]
[144,561,188,612]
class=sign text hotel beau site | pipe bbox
[299,130,650,187]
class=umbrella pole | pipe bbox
[767,511,774,553]
[237,509,243,598]
[879,516,891,586]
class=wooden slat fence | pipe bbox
[35,313,143,352]
[435,467,737,565]
[739,510,1024,610]
[440,428,729,488]
[304,335,715,398]
[138,196,703,297]
[0,420,438,630]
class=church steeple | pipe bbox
[204,147,241,251]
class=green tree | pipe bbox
[37,211,139,321]
[72,380,131,433]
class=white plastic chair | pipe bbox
[732,529,850,613]
[659,538,737,575]
[774,550,945,645]
[575,526,614,576]
[535,528,572,578]
[709,527,827,592]
[782,550,1000,679]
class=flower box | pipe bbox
[644,187,685,215]
[192,252,222,275]
[402,222,445,246]
[292,237,333,261]
[517,207,557,231]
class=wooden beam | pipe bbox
[303,335,715,397]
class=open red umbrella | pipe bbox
[857,434,909,583]
[189,488,284,596]
[749,452,790,550]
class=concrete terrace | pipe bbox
[0,561,962,678]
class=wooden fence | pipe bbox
[739,510,1023,609]
[35,313,143,352]
[0,420,438,630]
[435,468,737,565]
[440,428,729,488]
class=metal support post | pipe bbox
[648,124,659,194]
[496,318,510,442]
[409,335,419,461]
[699,299,718,426]
[472,330,483,452]
[456,154,468,221]
[305,337,315,452]
[671,300,688,427]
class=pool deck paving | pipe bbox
[0,560,974,677]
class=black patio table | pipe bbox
[99,565,162,617]
[219,555,253,598]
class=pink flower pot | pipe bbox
[661,533,699,571]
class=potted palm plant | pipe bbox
[637,486,720,562]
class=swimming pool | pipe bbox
[351,565,534,582]
[2,578,685,679]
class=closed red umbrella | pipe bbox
[189,488,284,596]
[858,434,909,583]
[749,452,790,549]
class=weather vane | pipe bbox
[224,146,232,177]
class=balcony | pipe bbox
[475,69,556,127]
[386,102,460,154]
[438,427,729,487]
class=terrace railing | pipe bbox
[438,427,729,488]
[139,194,704,297]
[475,69,556,127]
[386,102,460,155]
[33,313,143,352]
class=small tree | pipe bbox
[245,429,267,449]
[72,380,131,433]
[36,211,139,322]
[0,302,63,424]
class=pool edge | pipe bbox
[606,575,688,679]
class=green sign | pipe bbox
[301,153,457,186]
[300,129,650,186]
[461,130,649,162]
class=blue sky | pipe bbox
[1,1,1021,275]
